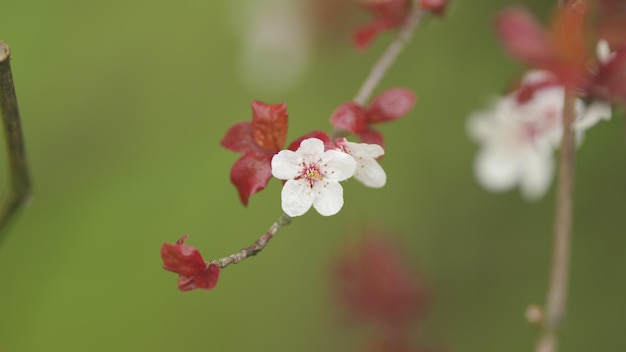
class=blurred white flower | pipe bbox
[228,0,312,94]
[271,138,356,217]
[468,69,612,200]
[336,138,387,188]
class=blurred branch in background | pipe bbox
[0,41,32,245]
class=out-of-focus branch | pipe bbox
[534,87,577,352]
[0,41,31,244]
[353,4,424,105]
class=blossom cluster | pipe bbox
[220,88,415,217]
[468,68,611,200]
[468,0,625,200]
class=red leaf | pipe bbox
[353,22,386,51]
[161,235,207,277]
[230,151,274,206]
[177,263,220,292]
[590,48,626,103]
[220,121,257,153]
[288,131,333,151]
[251,101,288,151]
[358,128,385,147]
[368,88,416,123]
[419,0,448,16]
[494,7,556,68]
[330,102,369,133]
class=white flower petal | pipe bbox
[474,148,519,192]
[297,138,325,157]
[321,150,356,181]
[354,158,386,188]
[519,152,554,201]
[280,179,314,217]
[312,181,344,216]
[596,39,612,64]
[271,150,300,180]
[575,101,612,131]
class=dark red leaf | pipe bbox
[177,263,220,292]
[330,102,369,133]
[161,235,207,277]
[251,101,288,152]
[358,128,385,147]
[494,7,556,68]
[419,0,448,16]
[288,131,334,151]
[220,121,257,153]
[368,88,416,123]
[590,47,626,103]
[230,151,274,206]
[353,22,386,51]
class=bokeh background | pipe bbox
[1,0,625,351]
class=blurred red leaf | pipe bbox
[419,0,448,16]
[368,88,417,123]
[330,102,369,133]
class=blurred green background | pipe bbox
[1,0,625,351]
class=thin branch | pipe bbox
[209,213,291,268]
[353,4,424,105]
[534,87,577,352]
[0,41,32,244]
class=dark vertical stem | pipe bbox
[0,41,32,243]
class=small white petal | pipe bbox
[297,138,325,156]
[353,157,386,188]
[596,39,612,64]
[575,101,612,131]
[312,182,344,216]
[519,152,554,201]
[474,148,519,192]
[271,150,301,180]
[321,150,357,181]
[280,179,314,217]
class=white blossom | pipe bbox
[468,69,612,200]
[336,139,386,188]
[271,138,356,217]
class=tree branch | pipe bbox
[534,87,577,352]
[0,41,32,244]
[353,4,424,105]
[209,213,291,268]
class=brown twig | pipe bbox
[209,213,291,268]
[534,87,577,352]
[352,4,424,106]
[0,41,31,244]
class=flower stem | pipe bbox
[210,213,292,268]
[0,41,31,245]
[352,3,424,106]
[534,87,577,352]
